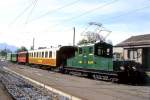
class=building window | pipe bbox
[128,49,138,60]
[128,50,130,59]
[107,48,110,56]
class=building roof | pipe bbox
[115,34,150,47]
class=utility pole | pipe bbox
[33,38,35,50]
[73,27,75,46]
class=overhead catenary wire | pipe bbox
[9,0,37,26]
[25,0,39,25]
[44,0,150,33]
[30,0,81,22]
[66,0,119,22]
[101,4,150,23]
[40,0,120,32]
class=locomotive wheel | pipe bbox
[93,74,109,81]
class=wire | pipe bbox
[66,0,119,21]
[25,0,38,25]
[80,24,91,36]
[9,0,37,26]
[101,4,150,23]
[49,0,150,32]
[41,0,120,32]
[30,0,81,22]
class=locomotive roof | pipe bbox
[78,41,112,47]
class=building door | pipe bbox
[143,48,150,70]
[147,48,150,70]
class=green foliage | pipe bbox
[77,32,104,45]
[77,39,88,45]
[30,46,34,50]
[0,49,11,57]
[16,46,27,52]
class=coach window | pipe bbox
[34,52,35,57]
[49,51,52,58]
[40,52,42,58]
[45,51,48,58]
[53,51,56,58]
[38,52,39,57]
[33,52,35,57]
[37,52,38,58]
[35,52,37,57]
[38,52,40,58]
[42,52,44,58]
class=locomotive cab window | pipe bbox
[89,47,93,54]
[79,48,82,54]
[94,43,112,58]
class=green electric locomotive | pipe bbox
[58,41,145,83]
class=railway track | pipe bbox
[0,67,76,100]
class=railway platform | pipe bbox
[1,61,150,100]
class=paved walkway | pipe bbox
[2,61,150,100]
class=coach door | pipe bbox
[82,47,88,68]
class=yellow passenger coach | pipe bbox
[28,48,59,67]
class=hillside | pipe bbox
[0,43,18,52]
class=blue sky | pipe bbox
[0,0,150,49]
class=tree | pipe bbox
[0,49,11,57]
[30,46,34,50]
[78,31,104,45]
[77,39,88,45]
[16,46,27,52]
[38,47,47,49]
[86,31,105,43]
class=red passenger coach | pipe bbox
[18,51,28,64]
